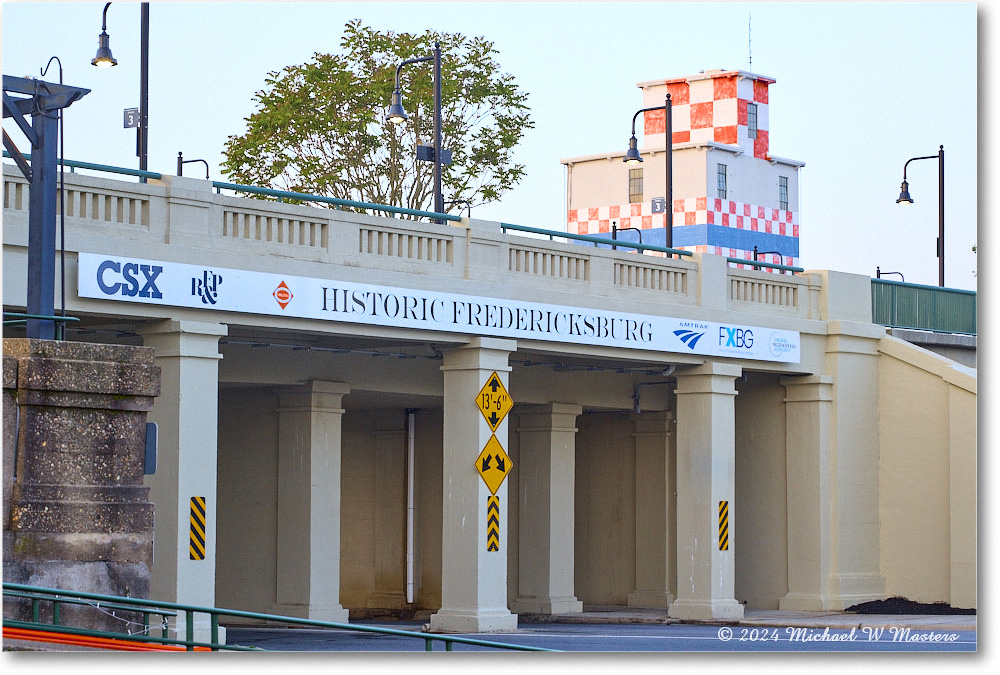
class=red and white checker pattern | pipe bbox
[698,197,798,237]
[640,70,772,159]
[567,198,798,238]
[567,202,668,234]
[688,246,795,273]
[567,198,797,273]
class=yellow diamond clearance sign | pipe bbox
[476,372,512,432]
[475,435,512,495]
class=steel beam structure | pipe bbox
[2,75,89,339]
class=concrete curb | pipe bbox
[517,607,976,633]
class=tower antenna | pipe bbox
[748,13,752,70]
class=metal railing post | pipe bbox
[185,610,194,650]
[4,582,558,651]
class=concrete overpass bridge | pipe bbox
[2,163,976,634]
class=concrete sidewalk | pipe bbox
[516,605,976,633]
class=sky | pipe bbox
[0,1,985,292]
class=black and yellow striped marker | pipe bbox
[190,496,206,560]
[487,496,500,552]
[718,500,729,551]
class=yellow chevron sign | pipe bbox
[190,496,206,560]
[475,435,512,495]
[718,500,729,551]
[487,496,500,552]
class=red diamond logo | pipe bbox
[273,281,292,310]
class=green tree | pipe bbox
[222,20,533,216]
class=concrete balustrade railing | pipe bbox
[3,164,824,322]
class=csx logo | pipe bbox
[96,260,163,299]
[719,326,753,349]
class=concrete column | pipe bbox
[628,410,676,608]
[140,320,227,639]
[273,380,351,622]
[512,403,584,615]
[779,375,834,610]
[823,323,887,608]
[947,374,977,610]
[669,361,743,621]
[370,414,407,609]
[429,337,518,633]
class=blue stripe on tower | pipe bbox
[587,225,798,258]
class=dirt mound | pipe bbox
[847,597,976,615]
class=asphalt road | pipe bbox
[224,621,976,652]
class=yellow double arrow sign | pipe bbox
[476,373,513,554]
[474,372,513,495]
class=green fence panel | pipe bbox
[871,279,976,335]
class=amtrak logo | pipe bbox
[674,329,706,349]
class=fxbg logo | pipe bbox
[96,260,163,299]
[720,326,753,349]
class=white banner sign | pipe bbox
[77,253,800,363]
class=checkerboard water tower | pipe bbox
[563,69,804,270]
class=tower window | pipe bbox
[779,176,788,210]
[747,103,758,140]
[629,168,643,204]
[717,163,728,200]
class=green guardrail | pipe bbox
[2,151,458,224]
[502,222,694,257]
[2,150,163,180]
[2,312,80,326]
[872,278,976,335]
[210,180,462,223]
[725,256,804,274]
[3,587,177,641]
[3,583,558,652]
[3,312,80,340]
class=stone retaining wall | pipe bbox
[3,339,160,630]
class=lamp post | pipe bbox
[895,145,944,287]
[624,94,672,252]
[92,2,149,182]
[387,42,443,223]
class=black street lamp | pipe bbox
[625,95,673,252]
[387,42,444,223]
[896,145,945,287]
[92,2,149,181]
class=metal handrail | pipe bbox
[870,276,976,296]
[501,222,693,257]
[3,588,176,640]
[3,582,558,652]
[210,180,462,223]
[3,150,162,180]
[726,256,804,274]
[1,619,257,651]
[499,223,805,272]
[3,151,459,223]
[3,311,80,326]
